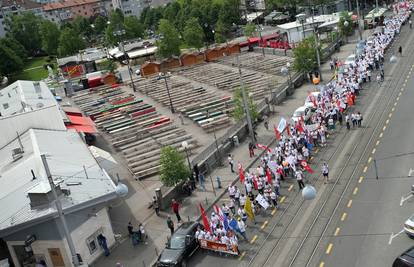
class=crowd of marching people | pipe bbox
[194,10,410,250]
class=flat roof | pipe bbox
[43,0,99,11]
[0,128,117,234]
[0,80,58,118]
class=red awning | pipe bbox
[67,124,97,133]
[66,115,97,133]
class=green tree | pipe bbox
[72,16,91,37]
[244,23,256,37]
[183,17,205,50]
[39,20,60,55]
[0,37,27,59]
[0,43,23,76]
[232,86,259,122]
[58,27,85,56]
[93,16,107,35]
[156,19,181,58]
[124,16,144,39]
[109,9,125,28]
[5,12,42,55]
[214,18,227,43]
[292,37,317,74]
[338,11,353,38]
[159,146,191,187]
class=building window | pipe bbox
[86,228,103,255]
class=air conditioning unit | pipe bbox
[12,147,24,161]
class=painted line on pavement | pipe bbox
[280,196,286,203]
[372,148,376,154]
[326,243,333,254]
[394,102,398,106]
[353,187,358,195]
[347,199,353,208]
[310,156,314,160]
[288,185,294,191]
[398,91,402,96]
[315,148,320,153]
[250,235,258,244]
[358,176,364,183]
[379,132,383,138]
[376,140,380,146]
[383,125,387,131]
[389,230,405,245]
[271,209,277,216]
[392,107,395,112]
[363,166,368,173]
[368,157,372,163]
[261,220,268,230]
[341,212,347,221]
[386,119,390,124]
[239,251,246,261]
[389,113,393,118]
[334,227,340,236]
[397,96,400,101]
[319,262,325,267]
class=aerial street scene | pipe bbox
[1,0,414,266]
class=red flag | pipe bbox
[274,125,281,140]
[308,92,317,107]
[199,204,211,233]
[253,177,258,190]
[300,160,314,173]
[266,168,272,184]
[277,166,285,177]
[238,162,245,183]
[286,123,291,136]
[256,143,272,152]
[296,121,304,134]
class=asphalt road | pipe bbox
[187,21,414,267]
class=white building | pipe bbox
[0,80,120,267]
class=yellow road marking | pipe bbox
[261,221,268,230]
[271,209,277,216]
[353,187,358,195]
[379,132,383,138]
[359,176,364,183]
[239,251,246,261]
[392,107,395,112]
[363,166,368,173]
[310,156,314,160]
[288,185,294,191]
[397,96,400,101]
[389,113,393,118]
[368,157,372,163]
[341,212,347,221]
[334,227,341,236]
[250,235,258,244]
[280,196,286,203]
[376,140,380,146]
[372,148,376,154]
[319,262,325,267]
[386,119,389,124]
[347,199,353,208]
[326,243,333,254]
[315,148,320,153]
[383,125,387,131]
[327,134,330,138]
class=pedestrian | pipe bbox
[167,215,175,234]
[399,46,402,56]
[199,173,206,191]
[178,113,184,125]
[380,69,384,82]
[338,112,343,126]
[376,74,382,85]
[228,154,235,173]
[345,114,350,130]
[237,217,248,240]
[270,190,277,207]
[322,162,329,184]
[139,224,147,243]
[295,170,305,190]
[229,198,236,214]
[222,203,230,217]
[329,58,334,70]
[97,234,110,256]
[248,142,255,158]
[193,164,199,182]
[367,69,371,82]
[357,112,363,127]
[127,222,134,236]
[153,196,160,216]
[351,113,357,128]
[171,199,181,222]
[264,120,269,130]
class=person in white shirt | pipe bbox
[240,194,247,207]
[296,170,305,190]
[237,218,248,240]
[322,162,329,184]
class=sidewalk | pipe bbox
[92,30,371,267]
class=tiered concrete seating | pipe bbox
[71,86,198,179]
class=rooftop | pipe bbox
[43,0,99,11]
[0,0,41,10]
[0,128,117,235]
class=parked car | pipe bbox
[304,92,320,111]
[404,214,414,237]
[157,221,200,267]
[292,106,312,123]
[393,246,414,267]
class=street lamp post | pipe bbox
[158,72,175,113]
[281,62,293,94]
[113,29,137,92]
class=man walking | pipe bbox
[322,162,329,184]
[167,216,174,234]
[295,169,305,190]
[171,199,181,222]
[153,196,160,216]
[228,154,235,173]
[199,173,206,191]
[237,217,248,240]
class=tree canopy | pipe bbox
[39,20,60,55]
[232,86,259,122]
[338,11,353,37]
[293,36,318,74]
[244,23,257,37]
[58,27,86,56]
[183,17,205,50]
[159,146,191,187]
[156,19,181,58]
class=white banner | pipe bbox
[255,194,270,210]
[304,123,319,132]
[277,117,287,133]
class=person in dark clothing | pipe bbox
[97,234,110,256]
[167,216,174,234]
[153,196,160,216]
[127,222,134,236]
[193,164,199,182]
[399,46,402,56]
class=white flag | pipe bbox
[255,194,270,210]
[277,117,287,133]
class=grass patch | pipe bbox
[11,56,57,82]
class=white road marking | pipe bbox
[389,230,405,245]
[408,168,414,177]
[400,194,413,206]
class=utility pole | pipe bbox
[237,56,256,143]
[41,154,80,267]
[309,0,322,81]
[356,0,363,41]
